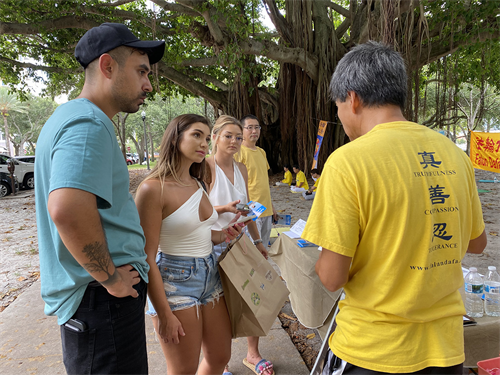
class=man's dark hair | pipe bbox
[85,46,145,79]
[108,46,146,67]
[293,165,299,170]
[284,165,291,170]
[240,114,258,125]
[329,41,407,110]
[311,169,320,175]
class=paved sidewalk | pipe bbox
[0,280,309,375]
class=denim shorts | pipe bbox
[146,251,223,315]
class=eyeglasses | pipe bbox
[222,134,243,142]
[244,126,261,131]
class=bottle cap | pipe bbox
[488,266,497,271]
[470,267,477,272]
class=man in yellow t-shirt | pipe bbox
[234,114,278,375]
[302,42,486,375]
[291,165,309,192]
[302,169,320,200]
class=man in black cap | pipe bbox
[35,23,165,374]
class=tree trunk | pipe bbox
[12,142,20,156]
[147,122,155,162]
[3,114,11,156]
[27,140,35,154]
[273,0,347,174]
[112,113,128,159]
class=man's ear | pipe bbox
[347,91,361,114]
[98,54,115,79]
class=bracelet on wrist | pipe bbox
[253,239,263,245]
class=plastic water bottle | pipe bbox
[494,176,498,183]
[484,266,500,316]
[464,267,484,317]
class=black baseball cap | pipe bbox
[75,23,165,68]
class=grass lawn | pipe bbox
[127,160,157,170]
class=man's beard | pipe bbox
[112,76,147,113]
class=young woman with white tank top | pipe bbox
[207,115,269,260]
[206,116,275,375]
[135,114,245,375]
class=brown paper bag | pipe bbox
[218,233,289,338]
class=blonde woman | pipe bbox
[135,114,244,375]
[207,115,275,375]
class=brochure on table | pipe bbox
[283,219,306,239]
[282,219,318,248]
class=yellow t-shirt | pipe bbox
[302,122,484,373]
[234,145,272,218]
[296,170,309,190]
[313,176,320,190]
[281,170,292,185]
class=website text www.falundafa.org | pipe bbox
[410,258,461,271]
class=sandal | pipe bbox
[243,358,275,375]
[223,364,233,375]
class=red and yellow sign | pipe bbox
[470,131,500,173]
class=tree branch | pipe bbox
[176,0,225,44]
[413,21,500,68]
[320,0,350,18]
[149,0,201,17]
[156,62,227,105]
[0,56,80,73]
[262,0,293,45]
[335,18,350,40]
[239,38,319,82]
[180,56,221,67]
[102,0,136,6]
[185,69,228,91]
[79,6,138,20]
[0,16,100,34]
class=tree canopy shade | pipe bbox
[1,0,499,171]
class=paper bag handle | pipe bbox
[225,232,244,254]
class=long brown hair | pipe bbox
[141,114,210,189]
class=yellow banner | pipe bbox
[470,131,500,173]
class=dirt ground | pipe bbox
[0,168,498,368]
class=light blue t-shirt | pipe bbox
[35,98,149,325]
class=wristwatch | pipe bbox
[253,239,263,246]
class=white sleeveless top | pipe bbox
[209,157,248,231]
[159,181,218,258]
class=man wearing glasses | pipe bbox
[234,114,278,375]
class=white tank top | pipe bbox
[159,181,218,258]
[209,157,248,231]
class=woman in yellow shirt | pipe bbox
[275,165,292,186]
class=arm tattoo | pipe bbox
[82,241,117,285]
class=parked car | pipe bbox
[0,171,19,197]
[126,156,134,165]
[0,154,34,189]
[15,155,35,163]
[126,153,138,164]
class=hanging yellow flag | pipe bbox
[470,131,500,173]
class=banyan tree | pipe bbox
[1,0,499,171]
